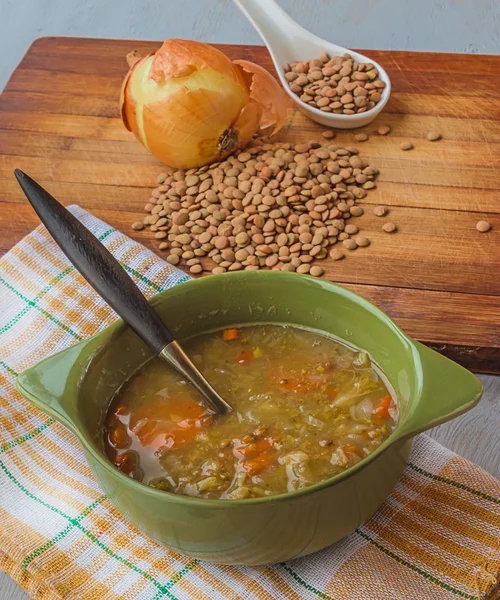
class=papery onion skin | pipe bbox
[150,39,244,83]
[120,53,153,142]
[120,39,287,169]
[233,60,288,134]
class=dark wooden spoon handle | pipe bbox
[14,169,174,354]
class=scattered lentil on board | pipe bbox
[378,126,391,135]
[284,53,386,116]
[354,133,369,142]
[373,205,387,217]
[355,236,370,247]
[350,206,364,217]
[427,131,442,141]
[476,220,491,233]
[166,254,180,265]
[330,248,344,260]
[400,141,414,151]
[382,222,397,233]
[310,266,324,277]
[135,138,380,276]
[296,263,311,274]
[343,239,358,250]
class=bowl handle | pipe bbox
[395,341,483,442]
[16,337,98,435]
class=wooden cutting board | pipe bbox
[1,37,500,373]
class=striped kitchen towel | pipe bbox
[0,206,498,600]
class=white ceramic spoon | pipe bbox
[233,0,391,129]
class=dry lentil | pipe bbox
[166,254,180,265]
[284,53,386,116]
[135,138,380,276]
[296,263,311,274]
[426,131,441,141]
[350,206,364,217]
[330,249,344,260]
[382,222,397,233]
[400,141,414,151]
[377,125,391,136]
[355,236,370,247]
[343,239,358,250]
[345,224,359,235]
[373,205,387,217]
[354,133,369,142]
[310,266,324,277]
[476,220,491,233]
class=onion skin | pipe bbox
[150,39,243,82]
[233,60,288,134]
[120,53,153,145]
[120,39,287,169]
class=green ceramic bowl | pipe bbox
[17,272,482,565]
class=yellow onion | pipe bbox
[120,39,287,169]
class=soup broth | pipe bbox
[104,325,397,499]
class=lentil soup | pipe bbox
[104,325,397,499]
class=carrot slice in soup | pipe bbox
[131,393,208,452]
[374,395,392,419]
[235,438,277,475]
[223,328,240,341]
[109,424,131,449]
[235,438,273,459]
[237,350,253,365]
[243,451,277,475]
[114,450,139,475]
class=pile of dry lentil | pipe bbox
[284,52,386,115]
[133,139,380,276]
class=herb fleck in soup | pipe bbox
[104,325,397,499]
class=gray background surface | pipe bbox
[1,0,500,90]
[1,0,499,597]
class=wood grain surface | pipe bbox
[1,37,500,373]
